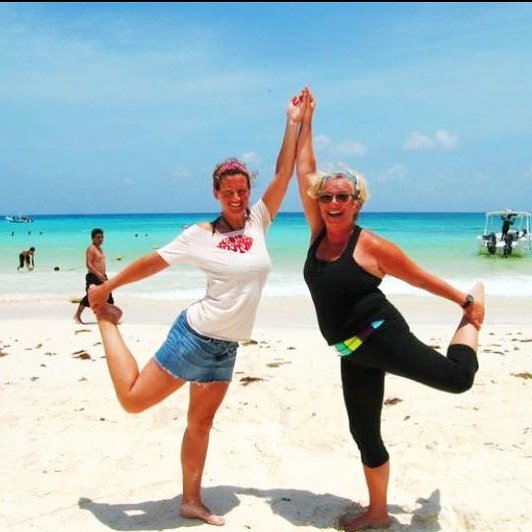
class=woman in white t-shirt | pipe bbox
[88,88,309,526]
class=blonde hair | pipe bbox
[307,169,370,205]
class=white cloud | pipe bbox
[403,131,435,150]
[316,160,364,174]
[333,140,368,157]
[435,129,459,150]
[375,164,408,183]
[171,164,192,182]
[314,134,331,150]
[403,129,459,151]
[315,134,367,156]
[240,151,260,165]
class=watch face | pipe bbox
[463,294,474,308]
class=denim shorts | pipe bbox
[154,310,238,383]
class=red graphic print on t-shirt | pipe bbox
[217,235,254,253]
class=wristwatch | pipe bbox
[461,294,475,309]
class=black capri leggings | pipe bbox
[341,316,478,469]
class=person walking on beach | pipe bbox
[296,89,484,531]
[17,247,35,271]
[88,89,308,526]
[73,228,114,324]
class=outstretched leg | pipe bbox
[96,303,185,413]
[358,282,484,393]
[339,282,485,530]
[180,381,230,526]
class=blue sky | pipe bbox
[1,2,531,214]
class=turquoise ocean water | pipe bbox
[1,211,531,302]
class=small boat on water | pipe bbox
[5,215,33,223]
[477,209,532,257]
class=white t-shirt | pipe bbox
[157,200,272,341]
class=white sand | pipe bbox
[0,295,531,531]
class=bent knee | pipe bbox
[118,396,149,414]
[449,375,475,394]
[350,427,389,468]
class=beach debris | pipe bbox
[75,329,91,334]
[0,349,8,357]
[241,339,258,346]
[512,372,532,380]
[272,497,292,506]
[384,397,403,406]
[70,297,82,304]
[30,376,39,381]
[239,376,265,386]
[483,442,504,451]
[483,347,506,355]
[266,361,292,368]
[72,350,92,360]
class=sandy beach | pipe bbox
[1,294,531,531]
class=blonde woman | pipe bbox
[296,89,484,530]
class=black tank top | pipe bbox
[304,225,401,345]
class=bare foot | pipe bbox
[340,509,391,531]
[464,281,485,330]
[98,304,123,325]
[180,501,225,526]
[469,281,485,304]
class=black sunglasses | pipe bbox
[317,193,355,204]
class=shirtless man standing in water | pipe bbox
[73,228,114,324]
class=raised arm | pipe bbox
[89,252,168,314]
[361,231,485,329]
[261,89,306,220]
[296,88,323,239]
